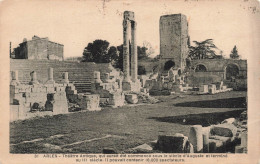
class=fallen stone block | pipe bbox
[157,133,192,153]
[125,94,138,104]
[241,132,247,148]
[132,143,153,152]
[210,123,237,137]
[209,139,225,153]
[189,125,203,153]
[149,140,158,148]
[221,118,236,124]
[202,130,209,153]
[53,92,69,114]
[103,148,118,154]
[108,92,125,107]
[235,145,246,153]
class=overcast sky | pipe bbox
[1,0,260,59]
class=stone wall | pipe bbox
[159,14,189,71]
[10,83,69,121]
[47,41,64,61]
[27,38,49,60]
[13,36,64,61]
[190,59,247,80]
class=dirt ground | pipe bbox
[10,91,247,153]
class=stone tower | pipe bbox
[159,14,189,72]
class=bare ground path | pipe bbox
[10,91,247,153]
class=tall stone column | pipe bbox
[123,19,131,82]
[46,67,55,84]
[131,21,137,82]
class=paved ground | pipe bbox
[10,91,247,153]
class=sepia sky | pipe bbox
[0,0,260,59]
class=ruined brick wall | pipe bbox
[13,36,64,60]
[159,14,189,71]
[190,59,247,80]
[47,41,64,61]
[27,38,49,60]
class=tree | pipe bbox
[137,46,148,60]
[82,40,111,63]
[103,46,119,66]
[188,39,219,60]
[143,41,155,57]
[138,65,146,75]
[230,45,239,59]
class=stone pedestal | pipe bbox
[61,72,69,84]
[209,84,217,94]
[108,92,125,107]
[79,94,101,111]
[93,71,103,83]
[199,85,208,93]
[122,80,141,92]
[10,70,20,85]
[29,71,39,85]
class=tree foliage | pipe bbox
[138,65,146,75]
[82,40,118,64]
[188,39,221,60]
[230,45,239,59]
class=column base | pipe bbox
[61,79,70,84]
[45,80,55,85]
[122,80,141,92]
[10,80,20,86]
[29,80,39,85]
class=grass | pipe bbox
[10,91,247,153]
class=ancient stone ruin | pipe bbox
[122,11,141,92]
[124,111,247,154]
[9,10,247,154]
[10,68,102,121]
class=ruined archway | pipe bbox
[225,64,239,80]
[194,64,207,72]
[164,60,175,70]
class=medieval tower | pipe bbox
[159,14,189,72]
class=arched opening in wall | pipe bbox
[164,60,175,70]
[195,64,207,72]
[225,64,239,80]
